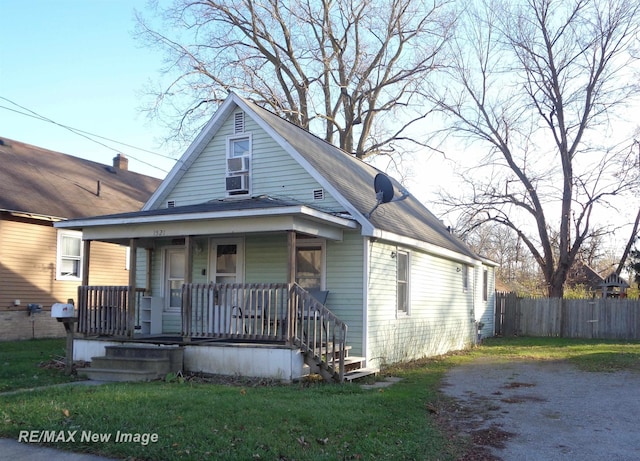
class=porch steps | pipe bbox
[302,341,379,383]
[78,345,183,382]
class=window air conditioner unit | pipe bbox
[227,157,250,173]
[226,174,249,192]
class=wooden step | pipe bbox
[343,356,365,372]
[343,367,379,382]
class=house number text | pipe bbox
[153,229,166,236]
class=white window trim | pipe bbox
[225,133,252,197]
[56,230,83,281]
[296,239,326,290]
[396,249,410,317]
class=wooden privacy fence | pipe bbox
[496,292,640,339]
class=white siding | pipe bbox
[165,111,344,211]
[477,265,496,338]
[367,240,475,369]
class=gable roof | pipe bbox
[146,93,481,262]
[0,137,162,220]
[240,98,481,261]
[60,94,484,263]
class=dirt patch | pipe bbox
[438,357,640,461]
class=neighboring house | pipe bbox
[0,137,161,340]
[566,262,605,297]
[57,93,496,382]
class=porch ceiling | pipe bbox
[56,201,357,244]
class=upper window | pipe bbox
[396,250,410,315]
[57,230,82,280]
[225,133,252,196]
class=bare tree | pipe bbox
[616,140,640,274]
[431,0,640,297]
[135,0,455,159]
[460,219,546,295]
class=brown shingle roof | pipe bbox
[0,137,162,219]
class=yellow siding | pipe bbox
[0,217,131,340]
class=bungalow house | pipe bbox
[57,93,496,382]
[0,137,161,340]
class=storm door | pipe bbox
[209,239,244,333]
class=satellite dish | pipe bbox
[365,173,412,218]
[374,173,394,203]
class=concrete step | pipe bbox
[78,367,161,382]
[343,367,379,382]
[104,345,183,371]
[90,356,172,374]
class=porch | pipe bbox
[75,283,365,382]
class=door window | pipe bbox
[165,249,185,311]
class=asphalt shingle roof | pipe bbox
[242,97,480,260]
[0,137,162,219]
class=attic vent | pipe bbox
[167,200,176,208]
[313,189,325,200]
[234,112,245,134]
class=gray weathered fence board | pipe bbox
[496,293,640,340]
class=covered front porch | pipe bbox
[60,199,369,381]
[73,283,350,382]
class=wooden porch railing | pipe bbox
[77,283,349,381]
[77,286,144,337]
[182,282,348,381]
[289,284,348,382]
[181,283,290,340]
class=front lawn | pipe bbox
[0,339,459,461]
[2,336,639,460]
[0,339,79,392]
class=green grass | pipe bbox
[472,337,640,372]
[1,337,639,460]
[0,339,79,392]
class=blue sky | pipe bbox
[1,0,176,178]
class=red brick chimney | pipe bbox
[113,153,128,171]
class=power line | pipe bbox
[0,96,177,174]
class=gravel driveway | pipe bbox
[440,357,640,460]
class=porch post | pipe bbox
[81,240,91,286]
[184,236,193,284]
[287,231,296,285]
[127,239,137,338]
[287,231,296,345]
[183,236,194,342]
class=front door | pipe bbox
[209,239,244,333]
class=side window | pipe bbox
[225,133,252,196]
[397,250,409,315]
[57,230,82,280]
[462,265,469,291]
[483,269,488,301]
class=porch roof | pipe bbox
[55,196,358,243]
